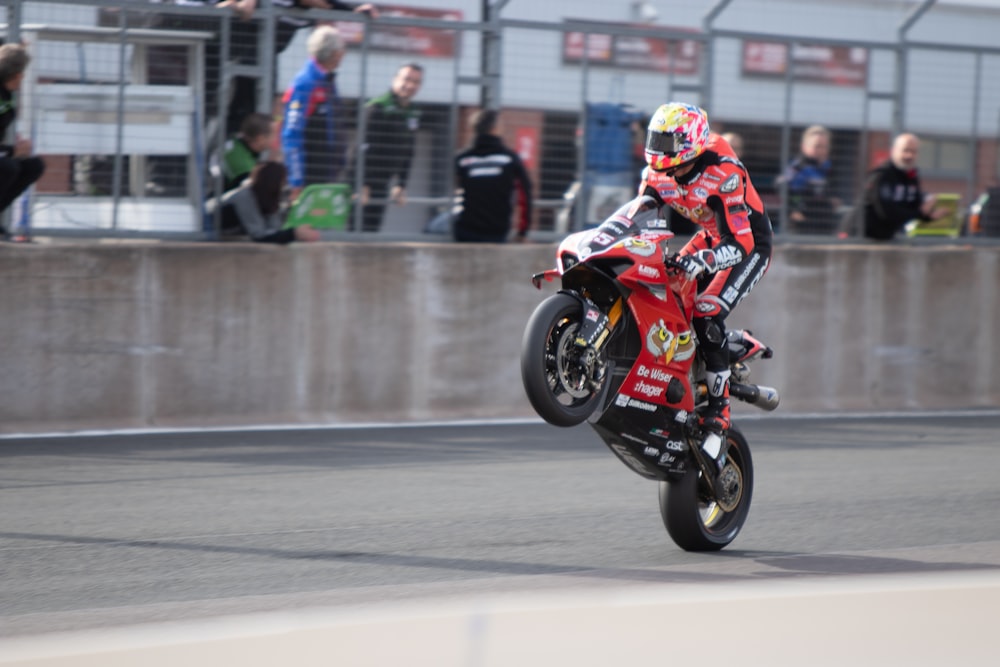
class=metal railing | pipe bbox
[2,0,998,240]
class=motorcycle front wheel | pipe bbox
[520,293,606,427]
[658,427,754,551]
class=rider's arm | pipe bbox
[678,229,711,256]
[705,167,756,268]
[674,169,756,279]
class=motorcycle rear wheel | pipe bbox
[658,427,754,551]
[521,293,605,427]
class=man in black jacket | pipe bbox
[859,133,946,240]
[0,43,45,237]
[453,109,532,243]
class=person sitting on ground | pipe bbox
[219,161,321,243]
[0,43,45,237]
[221,112,274,193]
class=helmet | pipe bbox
[644,103,711,172]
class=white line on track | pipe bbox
[2,408,999,440]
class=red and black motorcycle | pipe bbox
[520,209,779,551]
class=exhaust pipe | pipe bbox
[730,382,780,411]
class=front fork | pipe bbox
[560,290,624,389]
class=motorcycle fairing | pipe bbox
[590,406,690,480]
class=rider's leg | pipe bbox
[692,244,772,433]
[693,313,731,433]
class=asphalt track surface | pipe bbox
[2,412,1000,639]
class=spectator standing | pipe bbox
[777,125,840,233]
[453,109,533,243]
[858,132,947,241]
[353,62,423,232]
[0,43,45,237]
[221,112,274,192]
[221,0,377,137]
[219,161,321,243]
[280,25,347,202]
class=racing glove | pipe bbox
[670,249,717,281]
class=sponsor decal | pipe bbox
[714,244,742,268]
[621,432,650,446]
[731,211,751,231]
[724,195,743,205]
[459,154,513,167]
[663,440,686,451]
[637,364,673,383]
[733,252,761,289]
[637,264,660,280]
[586,308,600,322]
[696,301,717,313]
[646,320,675,357]
[624,238,658,257]
[630,397,657,412]
[644,446,659,457]
[593,232,615,246]
[647,218,668,229]
[658,453,676,465]
[720,174,740,193]
[690,205,710,221]
[633,380,665,399]
[693,187,709,199]
[614,393,657,412]
[723,286,740,304]
[732,256,769,308]
[675,410,690,422]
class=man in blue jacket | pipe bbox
[280,25,347,201]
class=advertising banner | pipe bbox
[742,41,868,87]
[563,20,701,75]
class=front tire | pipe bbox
[658,427,754,551]
[521,293,605,427]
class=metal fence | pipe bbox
[2,0,999,239]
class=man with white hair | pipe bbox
[280,24,347,201]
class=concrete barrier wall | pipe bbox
[1,241,997,434]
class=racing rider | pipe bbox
[618,103,773,440]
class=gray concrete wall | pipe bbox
[1,241,996,434]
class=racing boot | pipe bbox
[699,369,731,468]
[699,369,731,435]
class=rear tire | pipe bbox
[521,293,605,427]
[658,427,754,551]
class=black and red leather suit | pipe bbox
[626,133,773,397]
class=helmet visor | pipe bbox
[645,129,686,156]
